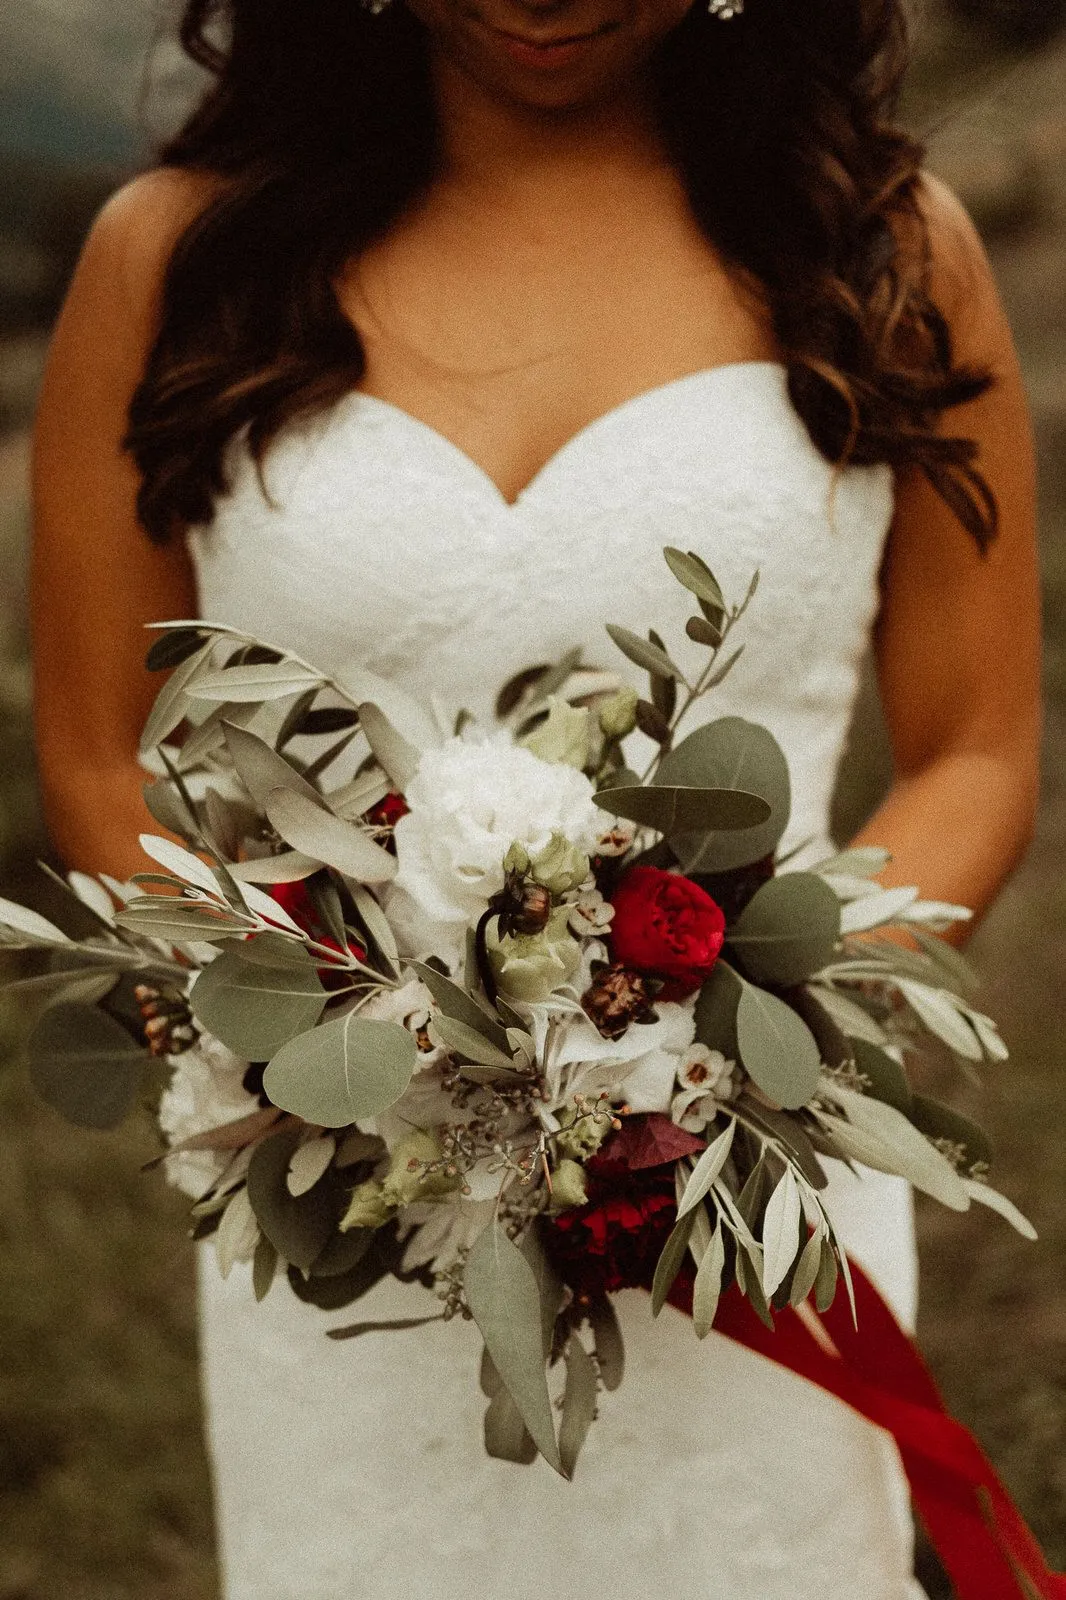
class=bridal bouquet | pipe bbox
[3,547,1034,1477]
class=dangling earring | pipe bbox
[708,0,743,16]
[359,0,393,13]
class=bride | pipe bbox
[30,0,1041,1595]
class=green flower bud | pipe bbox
[502,841,532,876]
[521,697,590,770]
[487,909,582,1003]
[598,686,640,740]
[554,1102,614,1162]
[340,1179,395,1232]
[549,1158,589,1212]
[383,1130,460,1207]
[530,832,590,897]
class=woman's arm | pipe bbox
[853,176,1043,941]
[31,171,214,879]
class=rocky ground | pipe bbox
[0,15,1064,1599]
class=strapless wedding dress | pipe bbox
[187,363,925,1600]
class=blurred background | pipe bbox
[0,1,1064,1595]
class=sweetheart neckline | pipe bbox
[332,360,789,509]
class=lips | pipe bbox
[474,12,618,68]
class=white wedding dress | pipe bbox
[187,362,925,1600]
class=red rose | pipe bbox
[545,1166,679,1298]
[609,865,726,1000]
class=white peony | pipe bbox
[392,733,605,926]
[157,1034,261,1199]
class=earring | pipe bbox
[359,0,393,12]
[708,0,743,15]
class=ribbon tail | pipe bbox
[668,1264,1064,1600]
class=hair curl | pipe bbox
[127,0,996,547]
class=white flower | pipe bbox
[393,733,605,926]
[157,1034,261,1199]
[671,1045,739,1131]
[567,884,615,938]
[359,976,443,1064]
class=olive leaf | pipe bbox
[588,1297,625,1391]
[264,786,398,885]
[692,1217,727,1339]
[663,547,726,614]
[761,1167,803,1299]
[464,1223,563,1475]
[139,637,216,754]
[651,1208,697,1317]
[605,625,686,684]
[188,662,325,703]
[222,721,323,810]
[409,961,511,1052]
[263,1012,418,1129]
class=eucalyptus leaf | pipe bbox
[694,960,743,1057]
[190,935,327,1060]
[840,886,920,935]
[137,835,225,899]
[605,624,686,684]
[559,1339,599,1478]
[287,1134,336,1197]
[909,1095,992,1176]
[661,718,792,873]
[729,873,841,987]
[736,983,823,1110]
[593,783,770,834]
[464,1223,563,1475]
[263,787,397,885]
[115,901,252,944]
[264,1012,418,1129]
[27,1003,145,1129]
[484,1387,539,1465]
[246,1127,335,1270]
[588,1297,625,1391]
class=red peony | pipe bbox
[266,880,365,983]
[609,865,726,1000]
[366,792,410,831]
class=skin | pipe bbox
[31,0,1041,947]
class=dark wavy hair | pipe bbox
[127,0,997,547]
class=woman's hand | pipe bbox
[31,172,213,879]
[856,176,1043,943]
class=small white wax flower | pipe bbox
[158,1034,261,1199]
[393,733,605,925]
[671,1045,739,1131]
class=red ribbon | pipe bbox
[668,1265,1065,1600]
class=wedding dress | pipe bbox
[187,362,925,1600]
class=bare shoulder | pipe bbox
[82,165,226,310]
[912,171,1012,362]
